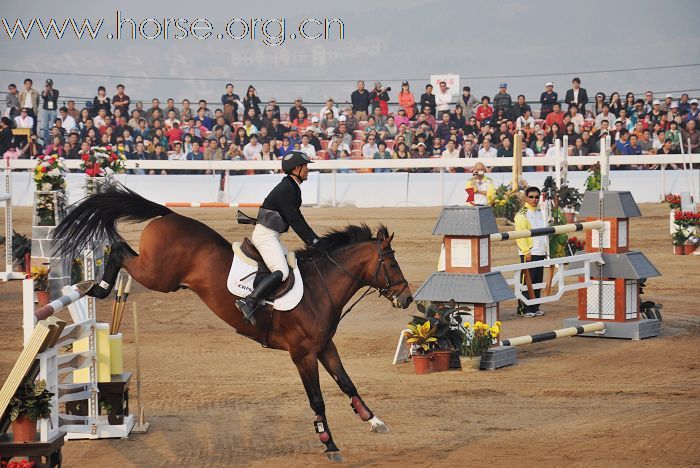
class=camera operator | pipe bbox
[370,81,391,116]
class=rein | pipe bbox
[310,240,409,324]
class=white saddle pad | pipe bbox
[226,242,304,311]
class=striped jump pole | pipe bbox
[34,281,94,321]
[164,202,261,208]
[490,220,604,242]
[502,322,605,346]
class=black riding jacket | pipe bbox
[260,175,319,246]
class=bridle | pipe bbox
[310,239,410,323]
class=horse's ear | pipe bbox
[381,231,394,249]
[376,229,386,241]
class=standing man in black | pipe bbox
[351,80,372,122]
[420,84,437,117]
[221,83,241,123]
[565,77,588,114]
[235,151,328,325]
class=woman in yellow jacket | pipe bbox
[513,186,547,317]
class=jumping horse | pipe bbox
[52,185,413,462]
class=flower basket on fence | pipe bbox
[672,211,699,255]
[33,154,67,227]
[80,145,127,178]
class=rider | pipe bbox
[236,151,327,325]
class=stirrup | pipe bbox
[236,298,258,325]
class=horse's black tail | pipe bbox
[52,184,173,260]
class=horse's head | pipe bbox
[368,228,413,309]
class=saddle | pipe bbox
[237,237,296,300]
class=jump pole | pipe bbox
[164,202,261,208]
[502,322,605,346]
[490,220,604,242]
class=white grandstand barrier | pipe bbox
[6,153,700,171]
[5,155,699,208]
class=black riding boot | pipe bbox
[235,270,284,325]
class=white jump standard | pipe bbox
[411,190,661,370]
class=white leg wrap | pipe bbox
[369,416,389,432]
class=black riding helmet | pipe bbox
[282,150,314,174]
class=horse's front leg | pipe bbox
[291,348,342,462]
[318,340,388,433]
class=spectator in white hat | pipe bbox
[540,82,558,118]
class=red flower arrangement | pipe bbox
[567,236,585,253]
[673,211,700,229]
[79,145,127,177]
[664,194,681,210]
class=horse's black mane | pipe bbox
[295,223,389,261]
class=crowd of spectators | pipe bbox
[1,77,698,173]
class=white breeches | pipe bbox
[251,223,290,280]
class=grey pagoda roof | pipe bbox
[432,206,499,236]
[572,251,660,279]
[414,271,515,303]
[578,191,641,218]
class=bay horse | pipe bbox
[52,185,413,462]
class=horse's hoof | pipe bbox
[325,451,343,462]
[371,422,389,433]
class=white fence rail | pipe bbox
[492,252,604,307]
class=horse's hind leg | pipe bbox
[319,340,388,433]
[88,241,137,299]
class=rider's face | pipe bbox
[296,164,310,181]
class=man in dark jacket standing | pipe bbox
[351,81,372,121]
[420,84,437,117]
[492,83,512,116]
[565,77,588,113]
[235,151,328,324]
[540,81,558,118]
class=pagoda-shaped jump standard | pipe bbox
[413,206,517,370]
[563,191,662,339]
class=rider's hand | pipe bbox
[313,238,330,255]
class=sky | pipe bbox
[1,0,699,108]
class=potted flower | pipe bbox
[30,266,50,306]
[665,194,682,234]
[11,231,32,274]
[460,321,501,372]
[403,321,438,374]
[584,163,602,191]
[491,184,520,225]
[416,302,470,371]
[8,379,54,443]
[673,211,699,255]
[566,236,585,255]
[557,185,582,223]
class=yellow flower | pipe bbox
[463,322,471,328]
[495,321,502,327]
[474,321,482,328]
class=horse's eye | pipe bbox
[391,263,399,269]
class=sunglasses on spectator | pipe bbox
[527,195,539,199]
